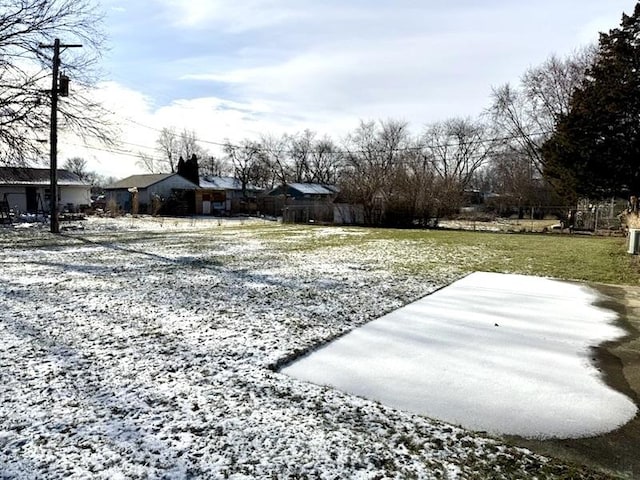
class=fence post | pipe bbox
[628,229,640,254]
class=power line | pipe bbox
[64,123,551,174]
[95,97,553,153]
[68,104,556,172]
[65,141,162,161]
[111,112,552,156]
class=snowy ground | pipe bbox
[283,272,637,439]
[0,217,622,478]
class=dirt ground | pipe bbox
[505,284,640,479]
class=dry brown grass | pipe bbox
[623,212,640,229]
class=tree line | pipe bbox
[142,8,629,227]
[142,3,640,226]
[139,44,590,225]
[2,0,639,223]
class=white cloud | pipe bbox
[59,82,159,178]
[174,1,633,130]
[156,0,304,31]
[60,82,349,179]
[80,0,638,179]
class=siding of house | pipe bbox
[106,174,199,212]
[0,186,39,213]
[196,176,261,215]
[60,186,91,211]
[0,186,91,213]
[0,168,91,214]
[146,175,197,200]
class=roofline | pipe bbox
[0,182,91,187]
[104,173,195,190]
[0,167,90,187]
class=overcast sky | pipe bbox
[61,0,638,178]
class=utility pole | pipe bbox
[39,38,82,233]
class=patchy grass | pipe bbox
[403,229,638,285]
[243,224,639,285]
[0,217,634,479]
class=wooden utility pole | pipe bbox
[39,39,82,233]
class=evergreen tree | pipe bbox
[176,156,186,176]
[176,154,199,185]
[543,3,640,200]
[185,154,200,185]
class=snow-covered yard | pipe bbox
[0,217,624,478]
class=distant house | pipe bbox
[0,167,91,214]
[105,173,199,214]
[268,183,338,200]
[197,176,261,215]
[264,183,338,223]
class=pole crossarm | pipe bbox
[38,43,83,49]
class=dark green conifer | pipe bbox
[543,3,640,200]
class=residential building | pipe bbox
[263,183,338,223]
[197,176,261,215]
[105,173,199,214]
[0,167,91,214]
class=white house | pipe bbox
[0,167,91,214]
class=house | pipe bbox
[263,183,338,223]
[268,183,338,200]
[0,167,91,214]
[105,173,199,214]
[196,176,261,215]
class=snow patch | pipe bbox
[282,272,637,439]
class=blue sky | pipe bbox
[64,0,639,177]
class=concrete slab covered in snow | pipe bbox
[282,272,638,439]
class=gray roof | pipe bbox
[106,174,176,190]
[199,176,259,191]
[288,183,336,195]
[0,167,89,186]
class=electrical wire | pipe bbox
[110,112,551,157]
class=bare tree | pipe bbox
[156,127,178,172]
[0,0,114,165]
[62,156,88,179]
[155,127,207,173]
[178,128,206,160]
[488,47,595,174]
[136,151,162,174]
[259,134,288,189]
[223,139,263,196]
[309,135,341,185]
[486,148,538,213]
[423,118,492,187]
[341,120,411,224]
[200,156,232,177]
[286,130,314,183]
[422,117,493,215]
[384,141,436,227]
